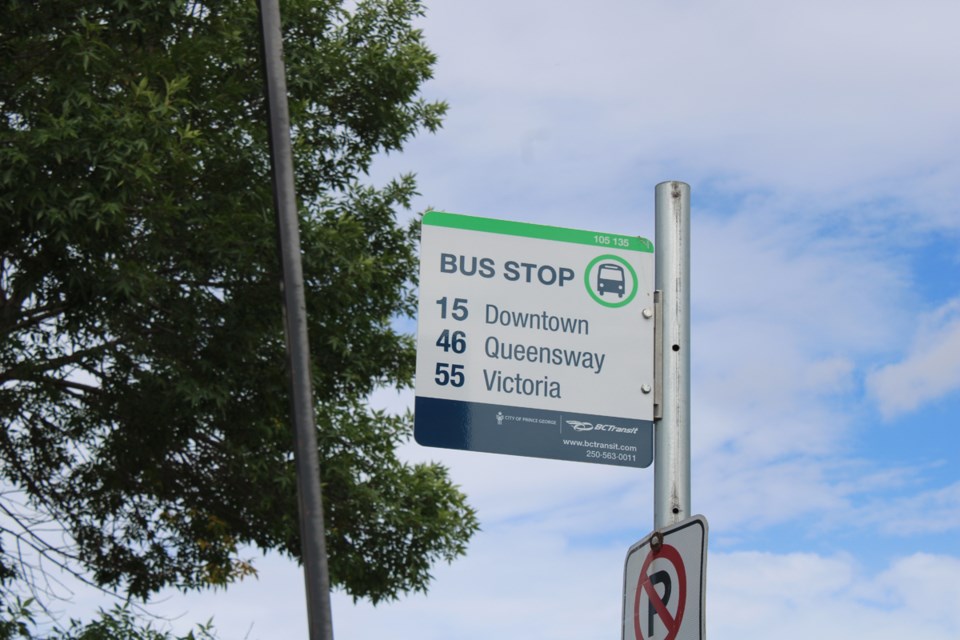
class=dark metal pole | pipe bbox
[257,1,334,638]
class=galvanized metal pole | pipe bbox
[654,181,691,529]
[258,1,334,638]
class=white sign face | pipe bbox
[414,211,655,468]
[622,516,708,640]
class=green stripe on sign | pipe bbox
[423,210,654,253]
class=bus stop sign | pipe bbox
[414,211,655,468]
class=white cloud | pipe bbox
[376,0,960,233]
[848,480,960,536]
[871,553,960,629]
[54,521,960,640]
[107,541,959,640]
[327,533,960,640]
[333,544,960,640]
[711,551,960,639]
[867,299,960,418]
[696,456,847,534]
[686,208,909,469]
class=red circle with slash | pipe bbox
[634,543,687,640]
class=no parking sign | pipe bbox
[623,515,708,640]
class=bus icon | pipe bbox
[597,263,625,297]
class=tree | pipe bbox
[0,0,478,609]
[2,600,220,640]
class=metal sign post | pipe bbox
[628,182,703,640]
[653,182,692,529]
[258,1,334,638]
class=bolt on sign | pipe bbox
[414,211,655,468]
[622,516,708,640]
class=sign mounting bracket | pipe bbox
[653,289,663,421]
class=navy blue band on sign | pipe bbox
[414,396,653,468]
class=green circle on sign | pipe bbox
[584,254,638,308]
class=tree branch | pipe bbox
[0,340,118,384]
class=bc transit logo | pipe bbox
[566,419,640,435]
[583,254,638,308]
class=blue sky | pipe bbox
[61,1,960,638]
